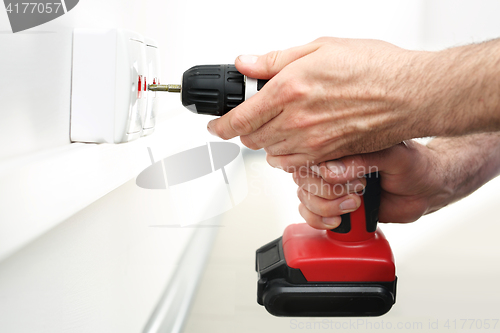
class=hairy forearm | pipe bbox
[408,39,500,138]
[426,132,500,213]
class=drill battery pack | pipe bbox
[256,227,397,317]
[256,173,397,317]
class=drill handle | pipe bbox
[328,172,381,242]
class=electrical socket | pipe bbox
[71,28,159,144]
[142,37,161,136]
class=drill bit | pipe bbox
[148,84,181,93]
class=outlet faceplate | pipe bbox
[71,29,157,144]
[142,37,161,136]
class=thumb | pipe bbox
[235,42,322,79]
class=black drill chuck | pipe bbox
[148,64,268,116]
[181,65,245,116]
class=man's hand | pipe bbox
[293,140,448,229]
[207,37,500,171]
[294,133,500,230]
[208,37,423,170]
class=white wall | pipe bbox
[0,178,192,332]
[422,0,500,50]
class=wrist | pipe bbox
[425,133,500,214]
[412,41,500,138]
[387,49,444,140]
[419,141,455,214]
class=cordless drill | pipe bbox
[151,65,397,317]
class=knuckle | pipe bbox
[305,136,325,152]
[268,155,291,172]
[281,162,295,173]
[282,114,309,132]
[304,184,318,196]
[352,154,366,167]
[265,50,282,72]
[282,79,308,101]
[290,115,306,129]
[295,165,311,180]
[265,153,275,167]
[290,81,308,98]
[299,188,309,202]
[352,155,376,178]
[322,186,339,200]
[250,129,268,148]
[265,146,278,156]
[266,154,283,170]
[317,201,333,217]
[309,220,325,230]
[229,112,253,134]
[266,147,278,155]
[305,216,317,228]
[271,146,290,156]
[296,187,303,200]
[307,220,317,228]
[313,36,331,44]
[301,190,313,205]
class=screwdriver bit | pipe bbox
[148,84,181,92]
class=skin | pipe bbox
[294,133,500,229]
[207,37,500,171]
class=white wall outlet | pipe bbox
[142,37,161,136]
[71,29,149,143]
